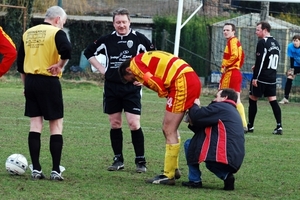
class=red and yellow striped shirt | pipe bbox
[0,26,17,77]
[130,51,195,97]
[221,37,244,72]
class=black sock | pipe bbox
[50,134,63,173]
[110,128,123,162]
[131,128,145,163]
[248,98,257,127]
[28,132,41,171]
[284,79,293,99]
[269,100,282,127]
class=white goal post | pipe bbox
[174,0,203,56]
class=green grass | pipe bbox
[1,76,300,200]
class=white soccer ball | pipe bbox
[5,154,28,175]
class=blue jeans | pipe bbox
[184,139,233,182]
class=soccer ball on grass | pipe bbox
[5,154,28,175]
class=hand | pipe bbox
[194,98,200,106]
[47,64,62,76]
[183,111,189,123]
[183,111,193,125]
[251,65,255,71]
[220,66,225,73]
[252,79,258,87]
[133,81,143,86]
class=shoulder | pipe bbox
[270,37,280,49]
[0,26,5,35]
[102,32,116,39]
[216,101,235,109]
[55,29,69,40]
[256,38,265,46]
[288,43,295,50]
[230,37,239,42]
[268,37,279,44]
[131,29,150,40]
[94,32,115,43]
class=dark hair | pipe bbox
[292,35,300,40]
[257,21,271,32]
[224,23,236,32]
[113,8,130,22]
[220,88,238,103]
[118,59,131,84]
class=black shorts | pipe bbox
[249,81,277,97]
[24,74,63,120]
[103,81,142,115]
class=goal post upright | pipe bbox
[174,0,203,56]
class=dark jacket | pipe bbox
[186,100,245,172]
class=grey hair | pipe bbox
[112,8,130,22]
[45,6,67,20]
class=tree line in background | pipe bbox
[2,0,300,79]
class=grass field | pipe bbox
[1,76,300,200]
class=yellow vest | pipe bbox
[23,24,61,77]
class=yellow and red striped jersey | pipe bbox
[0,26,17,77]
[221,37,244,72]
[130,51,195,97]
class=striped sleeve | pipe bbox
[0,27,17,77]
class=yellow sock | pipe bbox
[163,143,180,179]
[176,137,181,169]
[237,103,247,127]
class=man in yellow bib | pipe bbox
[17,6,72,181]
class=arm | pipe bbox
[287,43,296,68]
[188,103,221,127]
[290,57,295,68]
[131,62,168,98]
[47,30,72,76]
[84,37,106,75]
[146,76,168,98]
[0,27,17,77]
[87,56,105,75]
[221,38,240,71]
[136,32,156,52]
[253,41,264,79]
[16,36,26,88]
[17,38,25,74]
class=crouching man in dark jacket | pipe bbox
[182,88,245,190]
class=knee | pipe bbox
[109,118,122,129]
[128,123,140,131]
[286,69,295,79]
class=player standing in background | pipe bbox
[84,8,155,173]
[279,35,300,104]
[118,50,201,185]
[17,6,72,180]
[219,23,247,132]
[247,21,282,135]
[0,26,17,77]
